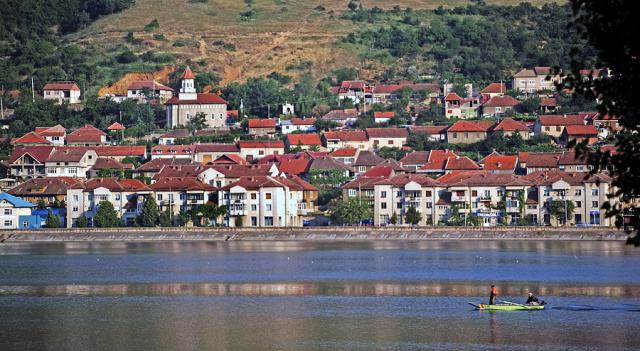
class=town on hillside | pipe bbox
[0,66,631,229]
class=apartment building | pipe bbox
[373,174,442,226]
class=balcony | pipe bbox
[452,195,466,202]
[479,196,492,202]
[229,204,245,216]
[404,200,421,209]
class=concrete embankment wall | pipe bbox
[0,227,628,242]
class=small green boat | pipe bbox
[468,301,545,311]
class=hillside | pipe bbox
[69,0,556,89]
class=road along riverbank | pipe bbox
[0,226,628,242]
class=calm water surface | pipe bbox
[1,240,639,350]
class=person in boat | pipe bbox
[525,292,540,305]
[489,285,497,305]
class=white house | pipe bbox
[281,118,317,134]
[0,192,35,229]
[43,81,81,104]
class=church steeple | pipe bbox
[178,66,197,100]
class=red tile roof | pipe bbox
[277,158,311,175]
[11,132,51,145]
[107,122,125,131]
[238,140,285,149]
[558,151,588,165]
[8,177,82,196]
[46,148,93,163]
[480,83,506,95]
[419,150,458,171]
[322,109,358,121]
[287,175,318,191]
[365,127,408,138]
[444,156,480,170]
[72,178,151,192]
[540,98,557,107]
[362,165,394,178]
[227,110,239,118]
[43,81,80,91]
[8,146,55,164]
[151,145,194,155]
[290,118,316,125]
[483,95,520,107]
[481,153,518,172]
[374,173,440,187]
[248,118,277,128]
[287,134,322,146]
[538,115,584,126]
[182,66,196,79]
[342,176,386,189]
[135,158,194,172]
[374,111,395,119]
[210,154,247,165]
[154,164,209,179]
[447,120,494,133]
[93,146,147,157]
[92,157,129,170]
[165,93,227,105]
[445,92,462,101]
[410,125,448,135]
[67,124,106,143]
[564,125,598,136]
[221,176,293,191]
[150,177,215,191]
[35,125,66,137]
[324,130,368,142]
[399,151,430,165]
[520,152,562,168]
[210,164,274,178]
[492,118,529,132]
[330,148,358,157]
[194,143,239,153]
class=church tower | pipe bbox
[178,66,197,100]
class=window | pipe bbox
[575,214,582,224]
[497,190,504,197]
[4,220,12,227]
[381,202,387,209]
[397,202,402,209]
[453,132,458,138]
[265,216,273,226]
[115,194,121,201]
[251,204,257,211]
[157,194,163,201]
[180,193,186,200]
[265,193,272,200]
[48,167,57,174]
[545,126,550,131]
[266,204,272,211]
[496,107,502,113]
[348,189,356,197]
[591,189,599,196]
[471,190,478,197]
[576,201,582,208]
[4,209,12,215]
[464,132,469,139]
[396,191,402,197]
[22,220,29,228]
[359,166,366,172]
[387,140,393,145]
[577,166,584,171]
[259,150,265,156]
[73,206,79,212]
[543,187,550,196]
[591,201,599,208]
[381,191,387,198]
[527,205,537,210]
[68,167,77,174]
[575,189,582,196]
[556,126,561,132]
[73,194,79,202]
[251,193,257,200]
[425,191,432,197]
[380,214,390,224]
[426,202,432,209]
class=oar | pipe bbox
[501,300,532,309]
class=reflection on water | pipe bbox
[1,240,640,350]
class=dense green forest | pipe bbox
[0,0,134,90]
[342,2,596,84]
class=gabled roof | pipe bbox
[447,120,493,133]
[289,118,316,126]
[8,177,81,196]
[210,154,247,165]
[492,118,530,132]
[43,81,80,91]
[72,178,151,192]
[353,150,384,166]
[154,164,209,179]
[564,125,598,136]
[11,132,51,145]
[330,148,358,158]
[322,109,358,121]
[447,173,534,187]
[436,171,487,185]
[480,83,506,95]
[419,150,458,171]
[92,157,129,170]
[165,93,227,105]
[287,134,322,146]
[151,145,194,156]
[93,146,147,157]
[540,98,557,107]
[67,124,106,143]
[0,192,34,208]
[483,95,520,107]
[287,175,318,192]
[238,140,285,149]
[525,170,611,186]
[558,151,588,166]
[248,118,277,128]
[324,130,368,142]
[210,164,274,178]
[513,68,536,78]
[8,146,56,164]
[342,176,386,189]
[377,159,410,172]
[520,152,562,168]
[365,127,408,138]
[537,115,584,126]
[46,148,93,163]
[221,176,300,191]
[362,165,394,178]
[410,125,448,135]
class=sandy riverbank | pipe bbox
[0,227,628,242]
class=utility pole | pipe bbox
[31,77,35,103]
[1,85,4,120]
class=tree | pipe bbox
[329,198,371,225]
[45,209,61,228]
[564,0,640,244]
[159,209,173,227]
[93,201,120,227]
[390,212,398,225]
[549,200,576,225]
[37,199,47,209]
[405,206,422,225]
[76,214,88,228]
[139,196,160,227]
[186,112,207,131]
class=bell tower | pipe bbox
[178,66,197,100]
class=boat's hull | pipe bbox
[469,303,545,311]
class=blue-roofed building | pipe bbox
[0,192,35,229]
[31,208,66,228]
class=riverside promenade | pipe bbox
[0,226,628,242]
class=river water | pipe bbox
[1,240,639,350]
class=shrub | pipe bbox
[144,19,159,31]
[153,33,166,41]
[117,50,138,64]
